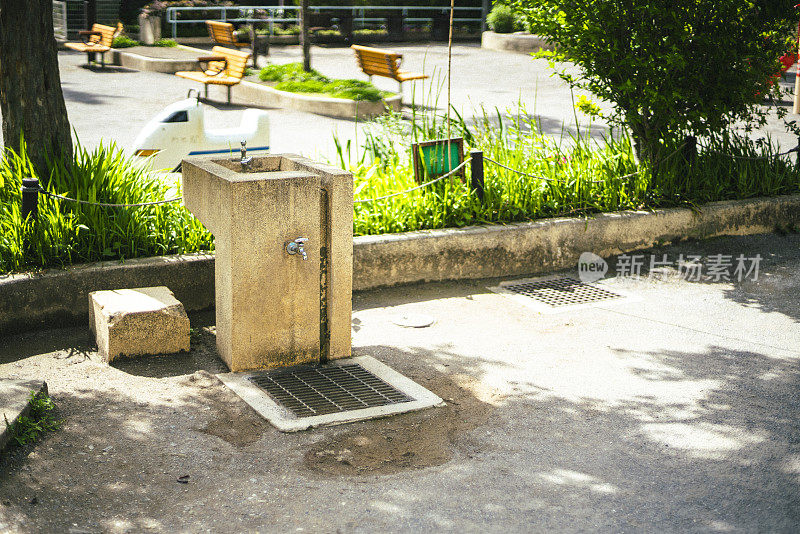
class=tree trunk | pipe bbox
[299,0,311,72]
[0,0,73,182]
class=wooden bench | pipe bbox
[64,23,121,67]
[351,44,428,92]
[175,46,251,103]
[206,20,259,68]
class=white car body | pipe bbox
[132,97,270,170]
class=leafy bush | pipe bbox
[112,35,140,48]
[271,26,301,36]
[511,0,796,170]
[0,141,213,274]
[259,63,387,101]
[151,38,177,47]
[487,5,516,34]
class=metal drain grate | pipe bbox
[248,363,414,418]
[503,277,623,307]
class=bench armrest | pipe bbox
[198,56,227,76]
[79,30,102,45]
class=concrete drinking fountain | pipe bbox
[182,152,353,372]
[181,150,442,431]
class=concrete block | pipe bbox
[89,287,190,362]
[182,154,353,372]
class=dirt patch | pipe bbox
[182,371,270,447]
[303,373,497,476]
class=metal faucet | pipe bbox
[240,140,252,170]
[286,237,308,260]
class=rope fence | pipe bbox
[354,157,471,204]
[19,136,799,221]
[39,190,183,208]
[483,156,606,184]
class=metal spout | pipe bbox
[240,140,253,170]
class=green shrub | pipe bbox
[511,0,796,171]
[487,5,516,34]
[256,25,300,36]
[112,35,140,48]
[151,38,177,47]
[0,140,213,274]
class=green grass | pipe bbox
[339,92,800,236]
[2,91,797,274]
[0,140,213,275]
[151,38,177,47]
[4,392,59,447]
[112,35,139,48]
[112,36,176,48]
[258,63,389,102]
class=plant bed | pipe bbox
[257,63,392,103]
[230,82,402,120]
[3,193,800,335]
[219,62,402,119]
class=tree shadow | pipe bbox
[78,64,138,75]
[604,232,800,324]
[61,85,126,106]
[0,323,798,530]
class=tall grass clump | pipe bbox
[337,81,800,236]
[0,140,213,274]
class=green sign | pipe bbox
[411,138,464,183]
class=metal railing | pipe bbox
[52,1,67,41]
[165,5,485,40]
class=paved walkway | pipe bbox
[0,43,795,163]
[1,232,799,532]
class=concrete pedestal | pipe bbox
[181,154,353,372]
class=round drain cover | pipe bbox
[391,313,435,328]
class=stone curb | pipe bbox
[1,195,798,335]
[481,31,555,54]
[0,380,48,453]
[0,254,214,335]
[230,81,403,120]
[110,49,199,74]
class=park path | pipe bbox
[1,232,799,532]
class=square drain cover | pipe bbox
[218,356,444,432]
[248,363,412,418]
[489,276,636,313]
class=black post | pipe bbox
[432,11,449,41]
[21,177,40,221]
[470,150,485,202]
[386,13,404,41]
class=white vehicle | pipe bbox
[132,91,270,171]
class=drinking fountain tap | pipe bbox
[286,237,308,260]
[240,140,252,170]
